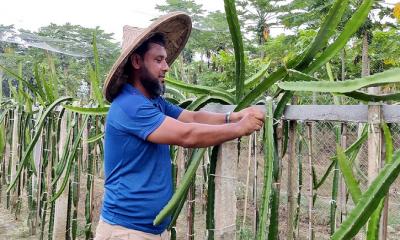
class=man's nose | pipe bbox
[162,60,169,72]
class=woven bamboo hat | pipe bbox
[103,12,192,102]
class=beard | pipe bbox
[139,65,165,98]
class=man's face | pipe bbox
[139,43,169,97]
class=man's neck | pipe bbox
[131,80,153,99]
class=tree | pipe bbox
[237,0,286,46]
[0,24,120,98]
[192,11,232,62]
[279,0,335,29]
[156,0,205,26]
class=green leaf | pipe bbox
[178,99,194,109]
[88,33,105,107]
[40,67,55,103]
[0,64,44,100]
[331,151,400,239]
[278,68,400,93]
[336,146,362,204]
[165,97,179,105]
[296,0,349,69]
[52,116,75,185]
[227,62,270,94]
[307,0,376,74]
[314,125,368,190]
[63,105,109,115]
[165,77,235,103]
[46,53,59,100]
[6,96,73,192]
[274,0,376,119]
[314,160,335,190]
[154,148,207,226]
[0,69,2,105]
[33,64,47,103]
[0,124,5,160]
[381,123,393,164]
[366,198,385,240]
[87,133,104,143]
[224,0,245,102]
[366,122,393,240]
[326,63,341,105]
[50,115,89,202]
[206,146,219,240]
[273,90,293,120]
[167,184,191,230]
[339,124,368,161]
[257,99,275,240]
[287,69,319,82]
[186,95,233,111]
[237,67,288,111]
[240,0,349,112]
[165,86,186,101]
[343,91,400,102]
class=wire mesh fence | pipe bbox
[174,120,400,240]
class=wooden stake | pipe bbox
[306,123,314,240]
[339,124,347,223]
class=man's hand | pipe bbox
[235,107,265,136]
[232,106,265,123]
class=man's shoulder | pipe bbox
[110,92,155,119]
[117,90,148,104]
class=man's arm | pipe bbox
[178,110,238,124]
[147,110,264,148]
[178,106,262,124]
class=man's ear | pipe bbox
[130,53,142,70]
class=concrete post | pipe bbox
[215,139,238,240]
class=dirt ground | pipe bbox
[0,203,36,240]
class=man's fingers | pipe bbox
[254,119,263,130]
[248,111,265,121]
[255,111,265,121]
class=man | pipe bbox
[96,12,265,240]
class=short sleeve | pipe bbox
[161,98,183,119]
[112,102,166,140]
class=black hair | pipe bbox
[134,32,166,58]
[124,32,166,79]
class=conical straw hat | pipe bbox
[103,12,192,102]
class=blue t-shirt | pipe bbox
[101,83,183,234]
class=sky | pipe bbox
[0,0,398,43]
[0,0,224,42]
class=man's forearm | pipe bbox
[183,122,243,147]
[192,110,240,125]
